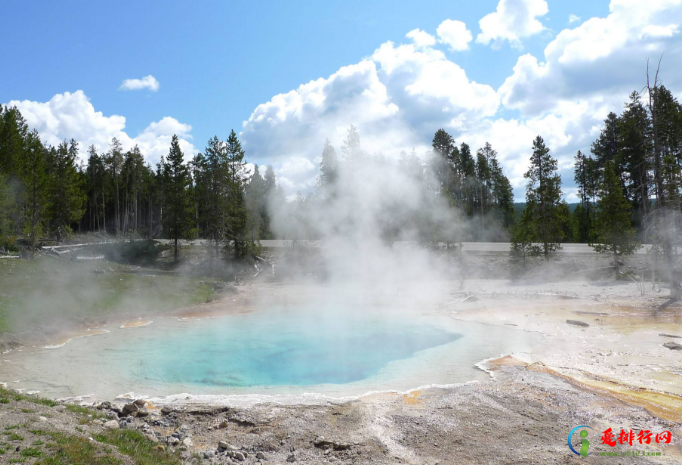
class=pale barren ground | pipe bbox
[1,257,682,464]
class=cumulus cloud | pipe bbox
[6,90,195,166]
[241,0,682,199]
[119,75,160,92]
[499,0,682,117]
[240,36,499,193]
[476,0,549,48]
[436,19,473,51]
[405,28,436,48]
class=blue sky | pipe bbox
[2,0,680,199]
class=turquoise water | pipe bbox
[135,310,462,387]
[4,309,542,400]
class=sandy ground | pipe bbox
[1,277,681,464]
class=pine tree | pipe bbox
[317,139,338,194]
[225,130,250,259]
[245,164,265,242]
[104,138,124,234]
[430,129,456,196]
[591,162,640,279]
[0,106,28,177]
[523,136,564,260]
[18,131,48,249]
[489,155,515,228]
[341,125,366,163]
[160,135,194,261]
[46,140,85,243]
[0,172,11,247]
[619,92,651,227]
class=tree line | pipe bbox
[511,71,682,296]
[0,107,283,261]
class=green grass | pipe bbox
[65,404,107,424]
[0,257,215,335]
[5,432,24,441]
[36,432,122,465]
[0,387,58,407]
[94,430,181,465]
[21,447,43,457]
[28,428,181,465]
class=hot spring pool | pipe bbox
[2,309,542,402]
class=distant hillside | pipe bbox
[514,202,580,217]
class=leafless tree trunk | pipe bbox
[647,58,680,299]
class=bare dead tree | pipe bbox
[646,57,681,302]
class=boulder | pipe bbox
[121,403,139,417]
[160,406,173,415]
[134,399,147,407]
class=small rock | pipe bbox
[104,420,119,430]
[566,319,589,327]
[168,436,181,446]
[663,342,682,350]
[218,420,229,428]
[660,333,682,339]
[137,408,150,417]
[39,416,48,422]
[287,454,296,462]
[133,399,146,407]
[256,452,266,460]
[182,437,193,447]
[218,440,229,450]
[234,451,245,461]
[99,401,112,410]
[204,450,215,459]
[146,434,159,443]
[54,405,66,412]
[160,406,173,415]
[180,451,191,460]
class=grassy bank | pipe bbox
[0,256,215,336]
[0,387,183,465]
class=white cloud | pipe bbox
[436,19,473,51]
[476,0,549,48]
[240,36,499,194]
[499,0,682,117]
[405,29,436,48]
[119,75,160,92]
[6,90,195,166]
[569,14,581,24]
